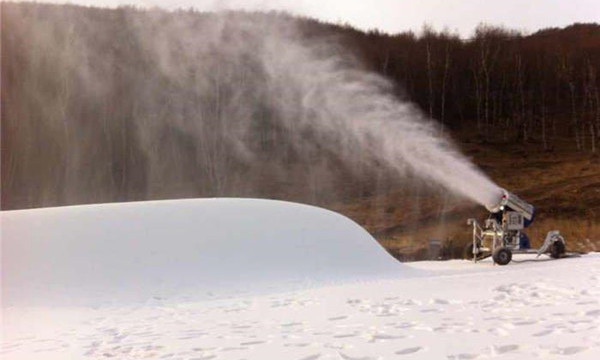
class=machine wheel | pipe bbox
[550,241,566,259]
[492,247,512,265]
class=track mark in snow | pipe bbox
[312,331,333,336]
[487,327,510,337]
[492,344,519,354]
[333,332,358,339]
[413,325,434,332]
[552,312,578,317]
[298,354,320,360]
[576,300,598,305]
[231,324,253,329]
[585,309,600,316]
[512,320,537,326]
[395,346,424,355]
[533,329,555,337]
[338,352,377,360]
[240,340,266,346]
[448,353,479,359]
[281,322,304,328]
[189,356,217,360]
[430,298,450,305]
[220,346,248,351]
[400,299,421,306]
[192,347,217,352]
[367,332,404,342]
[284,342,311,348]
[324,342,352,351]
[394,321,417,329]
[551,346,588,355]
[420,308,442,313]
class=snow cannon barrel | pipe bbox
[485,189,535,225]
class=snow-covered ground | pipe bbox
[2,199,600,359]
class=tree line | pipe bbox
[342,23,600,151]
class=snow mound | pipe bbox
[1,198,405,306]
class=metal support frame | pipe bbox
[467,218,564,264]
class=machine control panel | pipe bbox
[503,211,524,230]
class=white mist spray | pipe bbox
[129,13,502,207]
[117,10,504,207]
[4,5,503,209]
[255,22,503,207]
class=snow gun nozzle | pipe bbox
[485,188,535,221]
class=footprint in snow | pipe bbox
[399,299,421,306]
[576,301,598,305]
[284,342,311,348]
[297,354,320,360]
[396,346,424,355]
[512,320,537,326]
[220,346,248,352]
[368,333,404,342]
[281,322,303,328]
[492,344,519,354]
[240,340,266,346]
[533,329,554,337]
[448,353,479,360]
[338,352,377,360]
[189,356,217,360]
[394,322,417,329]
[430,298,450,305]
[312,331,332,336]
[487,327,510,337]
[333,332,358,339]
[191,347,218,353]
[585,309,600,316]
[551,346,588,355]
[420,308,442,313]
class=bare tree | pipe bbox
[423,26,435,120]
[440,42,451,134]
[558,53,581,150]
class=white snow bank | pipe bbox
[1,198,406,306]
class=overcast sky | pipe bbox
[19,0,600,37]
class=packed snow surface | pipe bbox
[2,199,600,359]
[1,198,404,306]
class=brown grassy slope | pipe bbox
[327,132,600,260]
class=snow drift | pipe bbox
[1,198,405,306]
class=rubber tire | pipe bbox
[492,247,512,265]
[550,241,566,259]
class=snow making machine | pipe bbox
[466,189,566,265]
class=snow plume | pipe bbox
[129,11,502,207]
[259,22,503,207]
[3,4,502,208]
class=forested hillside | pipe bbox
[355,24,600,149]
[2,2,599,257]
